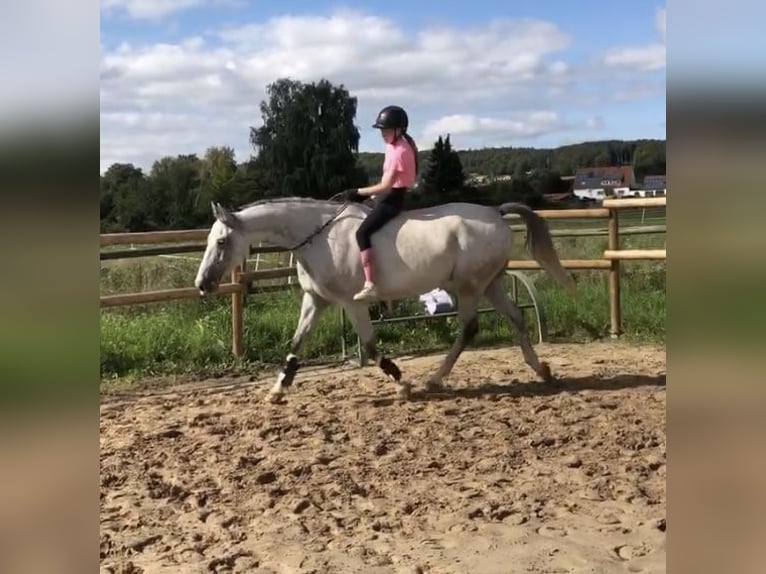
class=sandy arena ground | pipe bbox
[100,341,666,574]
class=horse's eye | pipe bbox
[217,238,226,246]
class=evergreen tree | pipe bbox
[420,134,467,205]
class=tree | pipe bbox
[529,170,569,196]
[100,163,153,232]
[632,140,666,180]
[195,146,238,220]
[199,146,237,196]
[469,176,542,209]
[508,174,544,208]
[149,154,202,229]
[420,134,466,205]
[343,138,665,190]
[223,159,276,206]
[249,78,368,199]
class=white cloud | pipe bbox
[101,11,573,108]
[100,0,241,20]
[102,0,204,20]
[585,115,605,130]
[604,44,665,71]
[612,83,666,102]
[419,112,613,148]
[603,7,666,71]
[100,8,665,172]
[656,7,666,43]
[215,11,573,103]
[100,11,580,170]
[421,112,567,146]
[100,110,251,170]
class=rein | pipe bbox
[288,197,351,250]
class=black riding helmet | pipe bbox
[372,105,409,131]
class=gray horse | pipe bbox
[194,197,575,402]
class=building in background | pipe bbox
[572,167,667,201]
[639,174,667,197]
[572,165,636,201]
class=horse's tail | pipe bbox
[498,203,576,294]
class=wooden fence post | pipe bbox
[231,265,244,356]
[608,209,622,338]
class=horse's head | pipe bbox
[194,202,250,295]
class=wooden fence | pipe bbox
[100,197,666,355]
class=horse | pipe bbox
[194,197,575,402]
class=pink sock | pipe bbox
[360,249,375,284]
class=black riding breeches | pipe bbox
[355,188,406,251]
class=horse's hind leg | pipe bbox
[484,274,554,384]
[426,290,480,392]
[344,303,410,400]
[267,291,328,402]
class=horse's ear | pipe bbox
[212,202,242,230]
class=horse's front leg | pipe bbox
[267,291,328,402]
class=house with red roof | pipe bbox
[573,165,636,201]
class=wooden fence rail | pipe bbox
[100,225,665,262]
[100,197,666,353]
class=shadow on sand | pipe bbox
[362,373,666,407]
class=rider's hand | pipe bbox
[343,188,366,203]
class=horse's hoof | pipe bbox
[265,390,284,404]
[396,382,412,401]
[539,362,556,385]
[425,378,444,393]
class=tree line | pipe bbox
[357,139,665,182]
[100,77,666,232]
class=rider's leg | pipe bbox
[354,198,402,301]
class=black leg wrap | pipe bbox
[380,357,401,381]
[464,317,479,344]
[281,356,300,388]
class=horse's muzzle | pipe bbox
[195,276,217,296]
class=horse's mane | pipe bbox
[237,196,345,211]
[237,195,370,213]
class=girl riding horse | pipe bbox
[343,105,419,301]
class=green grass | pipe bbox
[101,213,665,384]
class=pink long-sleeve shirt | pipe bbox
[382,137,417,188]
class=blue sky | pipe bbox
[100,0,666,172]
